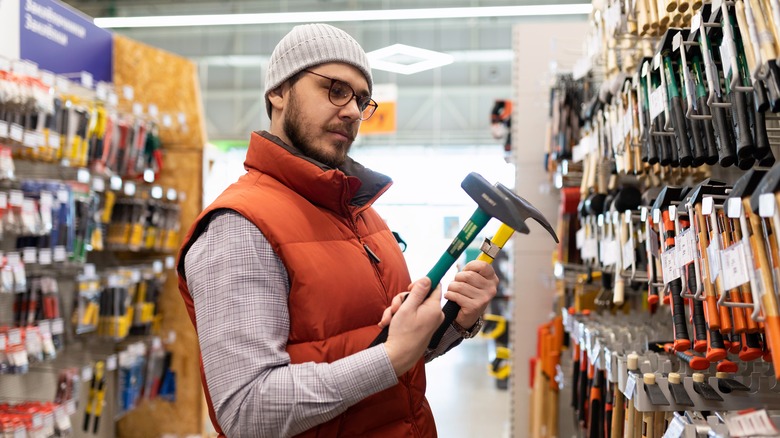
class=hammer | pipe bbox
[369,172,558,348]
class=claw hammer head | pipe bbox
[460,172,558,243]
[495,184,559,243]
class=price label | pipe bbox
[623,238,635,268]
[80,71,93,89]
[727,197,742,219]
[8,328,21,346]
[759,193,776,218]
[133,102,143,116]
[721,242,750,290]
[601,239,620,266]
[708,243,721,282]
[0,120,8,138]
[720,40,734,79]
[165,256,175,270]
[22,247,37,264]
[51,318,64,335]
[0,334,5,351]
[572,143,587,163]
[583,238,599,260]
[9,123,24,142]
[53,246,67,262]
[106,354,118,371]
[38,249,52,265]
[110,176,123,191]
[162,114,173,127]
[649,87,665,121]
[691,13,702,33]
[662,247,681,284]
[149,104,159,118]
[624,373,637,399]
[124,182,136,196]
[724,409,780,436]
[576,228,586,249]
[7,190,22,207]
[77,168,90,184]
[66,399,76,415]
[48,132,60,148]
[123,85,134,100]
[82,365,93,381]
[92,177,105,193]
[676,229,695,265]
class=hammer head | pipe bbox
[461,173,558,243]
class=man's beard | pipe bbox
[283,88,353,169]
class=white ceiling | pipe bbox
[62,0,588,145]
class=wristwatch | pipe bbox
[452,316,484,339]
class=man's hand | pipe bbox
[380,278,444,376]
[444,260,498,330]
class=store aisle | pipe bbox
[426,338,511,438]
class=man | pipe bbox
[177,23,498,437]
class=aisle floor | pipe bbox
[425,338,511,438]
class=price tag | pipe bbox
[51,318,64,335]
[82,365,93,381]
[624,373,637,399]
[106,354,118,371]
[166,188,178,201]
[77,168,90,184]
[92,177,105,193]
[96,83,108,101]
[38,249,52,265]
[9,190,23,207]
[720,41,734,79]
[583,238,599,260]
[48,132,60,148]
[662,247,681,284]
[66,399,76,415]
[6,252,20,267]
[22,247,37,264]
[0,193,6,210]
[759,193,776,218]
[691,13,702,33]
[649,86,665,121]
[708,243,721,282]
[721,242,750,290]
[108,92,119,107]
[0,120,8,138]
[572,143,586,163]
[576,228,586,249]
[9,123,24,142]
[676,229,695,265]
[724,409,780,436]
[53,246,67,262]
[124,182,136,196]
[601,239,619,266]
[80,71,93,89]
[133,102,143,116]
[0,334,5,351]
[702,197,714,216]
[110,176,123,191]
[37,320,51,337]
[165,256,175,270]
[162,114,173,127]
[590,339,602,365]
[123,85,134,100]
[149,104,159,118]
[623,238,635,268]
[8,328,21,346]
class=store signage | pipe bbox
[360,83,398,135]
[18,0,113,84]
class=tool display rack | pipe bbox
[535,0,780,436]
[0,38,204,436]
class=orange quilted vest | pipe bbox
[178,131,436,437]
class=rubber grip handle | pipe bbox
[753,107,771,161]
[676,350,710,370]
[740,332,764,361]
[692,300,709,350]
[729,332,742,354]
[670,278,691,351]
[697,95,720,165]
[712,99,737,167]
[646,114,659,164]
[765,62,780,112]
[671,96,693,166]
[663,113,680,167]
[654,117,671,166]
[707,329,728,362]
[589,398,603,438]
[428,300,462,349]
[731,91,756,160]
[753,79,770,113]
[688,107,707,167]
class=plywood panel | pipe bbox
[112,36,206,438]
[113,35,207,150]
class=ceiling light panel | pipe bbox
[368,44,454,75]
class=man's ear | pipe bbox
[268,86,286,112]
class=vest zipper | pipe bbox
[363,243,381,264]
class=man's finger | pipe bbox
[401,278,432,307]
[463,260,497,277]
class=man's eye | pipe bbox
[330,82,352,98]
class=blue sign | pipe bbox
[19,0,113,84]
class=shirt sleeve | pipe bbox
[425,324,465,361]
[184,210,398,438]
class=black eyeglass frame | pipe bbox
[303,70,378,121]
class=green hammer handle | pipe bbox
[369,208,492,347]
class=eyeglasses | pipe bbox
[303,70,378,121]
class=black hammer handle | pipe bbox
[671,96,694,166]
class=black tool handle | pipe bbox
[731,91,756,161]
[646,116,659,164]
[712,96,737,167]
[688,265,708,349]
[663,113,680,167]
[698,95,720,165]
[428,300,461,349]
[753,105,772,162]
[766,62,780,112]
[670,278,691,348]
[671,96,693,167]
[654,117,671,166]
[753,80,770,113]
[710,328,726,350]
[688,107,707,167]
